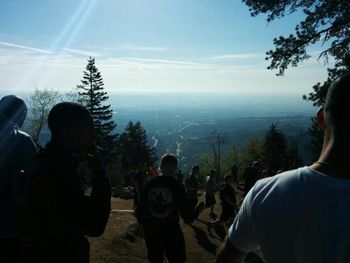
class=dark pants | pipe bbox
[188,197,198,211]
[205,195,216,208]
[144,225,186,263]
[0,236,23,263]
[220,204,236,222]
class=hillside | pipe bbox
[89,195,243,263]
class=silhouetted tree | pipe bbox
[263,123,288,172]
[118,121,157,170]
[27,88,59,146]
[243,0,350,160]
[77,57,117,163]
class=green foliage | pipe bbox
[243,0,350,158]
[118,121,157,171]
[27,88,59,145]
[240,137,264,174]
[243,0,350,76]
[77,57,118,163]
[262,123,287,171]
[198,152,215,183]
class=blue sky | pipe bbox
[0,0,330,94]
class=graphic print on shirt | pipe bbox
[148,187,173,219]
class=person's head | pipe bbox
[318,72,350,138]
[160,153,178,176]
[0,95,27,128]
[252,161,259,169]
[191,165,200,175]
[209,169,216,177]
[48,102,95,153]
[224,174,233,185]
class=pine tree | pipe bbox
[263,123,288,172]
[119,121,157,170]
[77,57,117,163]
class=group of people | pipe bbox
[0,99,111,263]
[1,72,350,263]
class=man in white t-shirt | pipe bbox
[216,72,350,263]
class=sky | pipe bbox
[0,0,331,94]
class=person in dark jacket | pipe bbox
[135,154,204,263]
[20,102,111,263]
[0,95,37,263]
[184,165,200,210]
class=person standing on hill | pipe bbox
[185,165,200,210]
[20,102,111,263]
[177,169,184,185]
[133,162,148,210]
[208,175,237,232]
[205,169,219,219]
[217,72,350,263]
[0,95,37,263]
[136,154,204,263]
[243,161,260,196]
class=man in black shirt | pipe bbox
[20,102,111,263]
[184,165,200,210]
[135,154,204,263]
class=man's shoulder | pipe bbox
[250,167,307,199]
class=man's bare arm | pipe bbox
[216,235,246,263]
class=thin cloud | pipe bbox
[122,57,212,66]
[203,53,264,60]
[62,48,100,57]
[107,44,168,52]
[0,41,52,54]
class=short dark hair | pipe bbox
[192,165,200,172]
[324,72,350,129]
[224,174,233,182]
[48,102,91,136]
[0,95,27,127]
[161,153,177,167]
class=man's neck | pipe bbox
[310,138,350,179]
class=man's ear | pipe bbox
[317,108,326,130]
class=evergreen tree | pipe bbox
[263,123,287,172]
[243,0,350,158]
[119,121,157,170]
[77,57,117,163]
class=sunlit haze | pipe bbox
[0,0,330,94]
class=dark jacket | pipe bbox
[19,142,111,263]
[0,118,37,237]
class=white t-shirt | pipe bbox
[229,167,350,263]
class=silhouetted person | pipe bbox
[185,165,200,210]
[0,95,37,263]
[243,161,259,196]
[135,154,204,263]
[19,102,111,263]
[133,162,148,210]
[217,72,350,262]
[177,169,184,185]
[205,169,219,219]
[208,175,237,231]
[231,165,238,185]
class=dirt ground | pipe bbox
[89,194,231,263]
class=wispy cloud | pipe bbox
[0,41,52,54]
[62,48,100,57]
[203,53,264,60]
[105,44,168,52]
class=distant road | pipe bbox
[151,136,158,148]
